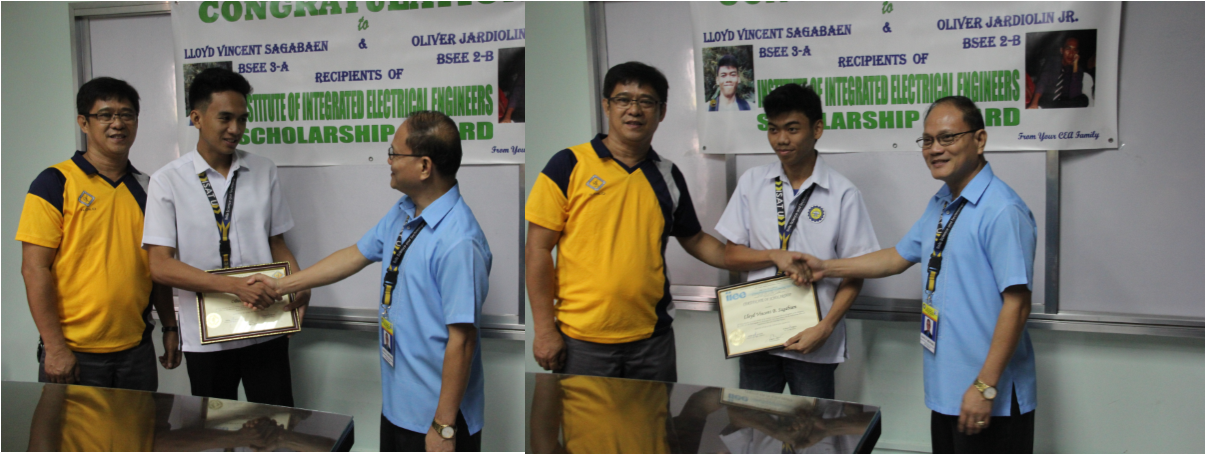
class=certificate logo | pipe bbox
[807,205,825,223]
[586,175,606,191]
[78,191,95,207]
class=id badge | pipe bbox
[920,302,939,353]
[380,317,395,368]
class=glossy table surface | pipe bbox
[526,373,881,454]
[1,381,353,452]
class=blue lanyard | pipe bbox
[198,170,238,268]
[381,219,426,307]
[925,199,967,300]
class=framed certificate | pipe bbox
[197,262,300,344]
[715,275,821,358]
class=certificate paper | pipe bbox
[197,262,300,344]
[716,275,821,358]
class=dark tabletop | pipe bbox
[1,381,354,452]
[526,372,881,454]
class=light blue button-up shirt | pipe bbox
[357,184,492,434]
[895,163,1038,417]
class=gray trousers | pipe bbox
[558,329,677,382]
[38,338,158,392]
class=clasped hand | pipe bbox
[769,250,813,286]
[242,274,309,312]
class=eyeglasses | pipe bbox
[916,130,976,149]
[84,111,138,124]
[386,145,423,161]
[607,96,662,111]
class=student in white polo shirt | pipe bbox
[142,68,309,406]
[715,83,880,399]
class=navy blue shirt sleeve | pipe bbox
[669,164,702,238]
[28,167,66,213]
[539,148,578,198]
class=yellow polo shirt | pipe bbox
[16,152,153,353]
[525,134,702,344]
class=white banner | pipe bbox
[171,1,525,165]
[690,2,1120,153]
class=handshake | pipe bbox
[226,273,307,312]
[768,250,826,286]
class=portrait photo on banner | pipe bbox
[498,46,525,123]
[1024,29,1098,110]
[702,45,756,112]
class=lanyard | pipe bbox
[924,199,968,301]
[773,177,815,251]
[381,219,427,307]
[198,170,239,268]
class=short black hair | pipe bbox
[763,83,823,127]
[925,96,985,132]
[602,61,669,104]
[77,77,140,116]
[188,67,252,112]
[404,110,462,178]
[716,54,740,72]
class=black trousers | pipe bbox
[38,337,158,392]
[931,388,1035,454]
[380,412,481,452]
[183,335,293,406]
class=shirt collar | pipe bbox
[765,154,831,191]
[590,133,662,163]
[398,183,462,229]
[71,150,142,176]
[936,162,994,205]
[190,149,248,176]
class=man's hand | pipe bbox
[160,330,181,369]
[426,427,455,452]
[533,329,566,371]
[229,277,279,309]
[801,254,827,282]
[957,384,992,435]
[42,346,80,384]
[783,324,833,354]
[769,250,810,285]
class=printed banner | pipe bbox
[690,2,1120,153]
[171,1,525,165]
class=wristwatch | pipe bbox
[161,326,179,334]
[973,379,997,400]
[431,419,455,439]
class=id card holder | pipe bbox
[920,302,939,353]
[380,316,395,368]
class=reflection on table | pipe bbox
[2,381,353,452]
[526,373,880,454]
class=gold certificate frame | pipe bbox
[715,274,822,358]
[197,262,300,344]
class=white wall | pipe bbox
[523,2,1206,453]
[0,3,523,451]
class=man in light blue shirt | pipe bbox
[251,111,491,452]
[803,96,1037,453]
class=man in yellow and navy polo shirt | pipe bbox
[17,77,180,391]
[526,62,729,382]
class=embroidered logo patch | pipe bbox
[807,205,825,223]
[586,175,606,191]
[78,191,95,207]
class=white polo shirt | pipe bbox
[715,156,879,364]
[143,149,295,352]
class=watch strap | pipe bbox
[161,326,179,333]
[431,419,455,439]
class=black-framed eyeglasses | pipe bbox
[83,111,138,124]
[607,96,662,111]
[387,145,423,161]
[916,130,977,149]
